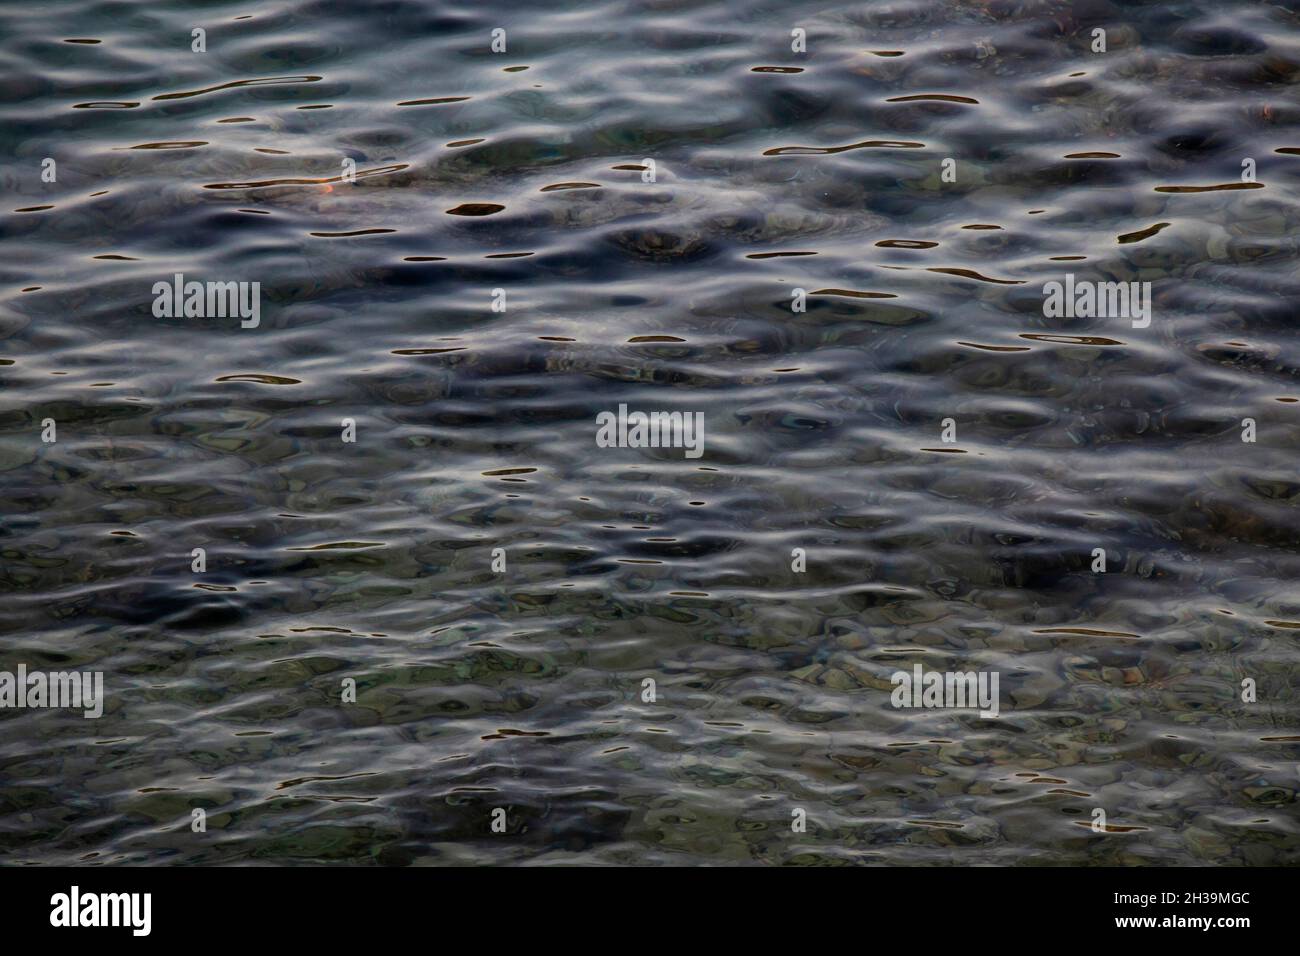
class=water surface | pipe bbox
[2,0,1299,865]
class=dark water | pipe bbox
[2,0,1299,866]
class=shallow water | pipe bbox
[2,0,1299,865]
